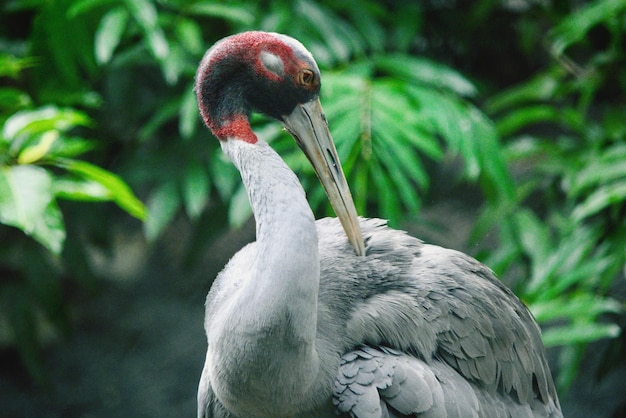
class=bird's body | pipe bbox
[195,31,562,418]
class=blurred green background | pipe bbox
[0,0,625,416]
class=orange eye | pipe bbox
[297,69,315,87]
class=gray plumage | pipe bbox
[194,31,562,418]
[199,214,562,417]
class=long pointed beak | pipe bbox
[282,98,365,257]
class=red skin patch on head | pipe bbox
[197,32,307,144]
[210,114,257,144]
[208,32,297,77]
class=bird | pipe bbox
[194,31,562,418]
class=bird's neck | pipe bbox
[215,138,321,413]
[231,139,320,316]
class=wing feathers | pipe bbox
[325,221,560,415]
[333,346,560,418]
[334,347,483,418]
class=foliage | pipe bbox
[0,0,624,403]
[249,1,514,227]
[0,106,146,252]
[0,53,145,381]
[477,0,626,390]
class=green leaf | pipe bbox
[95,7,130,64]
[49,136,97,158]
[321,66,512,221]
[175,18,204,55]
[566,144,626,196]
[68,0,118,17]
[346,3,386,53]
[17,131,59,164]
[35,200,65,255]
[375,54,477,97]
[182,160,210,221]
[540,250,613,301]
[0,88,32,114]
[0,165,52,233]
[494,105,563,137]
[160,43,186,85]
[469,109,516,201]
[123,0,168,60]
[211,153,240,204]
[0,54,37,79]
[486,72,560,113]
[146,28,170,61]
[54,158,146,220]
[525,224,605,298]
[185,3,255,25]
[572,180,626,221]
[375,142,421,213]
[514,209,551,266]
[503,135,554,162]
[228,184,252,228]
[405,85,514,201]
[366,157,399,225]
[532,294,622,323]
[144,180,179,242]
[53,177,111,201]
[3,106,92,142]
[550,0,626,55]
[296,0,355,64]
[123,0,157,28]
[179,84,198,140]
[0,165,65,254]
[350,159,369,215]
[542,322,621,347]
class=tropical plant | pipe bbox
[1,0,623,404]
[0,53,145,382]
[477,0,626,390]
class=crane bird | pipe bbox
[195,31,562,418]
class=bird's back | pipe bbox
[315,217,561,417]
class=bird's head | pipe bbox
[195,31,365,256]
[195,31,322,141]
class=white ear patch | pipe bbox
[260,50,285,77]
